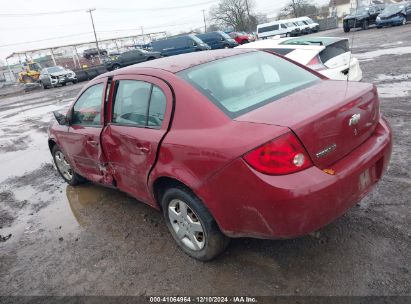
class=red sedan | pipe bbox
[48,49,392,261]
[228,31,256,44]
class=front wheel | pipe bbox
[52,145,84,186]
[401,16,406,25]
[362,20,369,30]
[162,187,229,261]
[344,26,350,32]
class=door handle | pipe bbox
[87,140,99,146]
[136,146,150,153]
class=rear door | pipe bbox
[59,79,110,183]
[101,75,173,203]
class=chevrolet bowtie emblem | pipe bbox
[349,113,361,126]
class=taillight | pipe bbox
[243,132,312,175]
[307,56,326,71]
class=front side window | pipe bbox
[72,83,104,126]
[112,80,167,128]
[178,51,319,118]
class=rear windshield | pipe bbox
[265,48,295,56]
[319,40,349,63]
[177,51,319,118]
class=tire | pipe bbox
[52,145,84,186]
[362,20,369,30]
[161,186,229,261]
[240,39,249,45]
[112,64,121,70]
[401,16,406,25]
[147,57,155,61]
[344,26,350,32]
[22,75,34,83]
[62,83,67,86]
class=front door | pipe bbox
[59,79,109,183]
[101,75,173,204]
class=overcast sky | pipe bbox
[0,0,328,62]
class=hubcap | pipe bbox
[55,151,73,181]
[168,199,205,251]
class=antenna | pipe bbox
[345,0,359,99]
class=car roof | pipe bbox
[112,48,256,74]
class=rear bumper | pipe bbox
[320,57,363,81]
[198,118,392,239]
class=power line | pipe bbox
[0,1,218,17]
[0,9,85,17]
[98,0,218,12]
[0,32,93,48]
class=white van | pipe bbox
[257,20,301,39]
[294,17,320,33]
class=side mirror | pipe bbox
[193,42,198,47]
[53,111,68,125]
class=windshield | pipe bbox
[191,35,205,44]
[296,21,305,26]
[219,31,232,39]
[177,51,319,118]
[352,7,369,14]
[47,66,65,73]
[383,4,404,14]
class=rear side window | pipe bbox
[112,80,166,128]
[258,24,279,34]
[72,83,104,126]
[178,51,319,118]
[148,86,167,127]
[319,40,349,63]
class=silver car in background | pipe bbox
[39,66,77,89]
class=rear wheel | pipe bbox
[22,75,34,83]
[52,145,84,186]
[162,187,229,261]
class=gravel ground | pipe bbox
[0,25,410,296]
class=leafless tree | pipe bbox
[209,0,259,32]
[278,0,319,19]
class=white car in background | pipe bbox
[237,36,363,81]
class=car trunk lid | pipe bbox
[235,80,380,169]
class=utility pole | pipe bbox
[141,26,145,44]
[202,9,207,32]
[245,0,251,31]
[86,8,102,64]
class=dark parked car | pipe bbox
[49,49,391,261]
[104,49,161,71]
[376,2,411,28]
[151,35,210,57]
[83,48,108,59]
[343,5,385,32]
[196,31,238,49]
[39,66,77,89]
